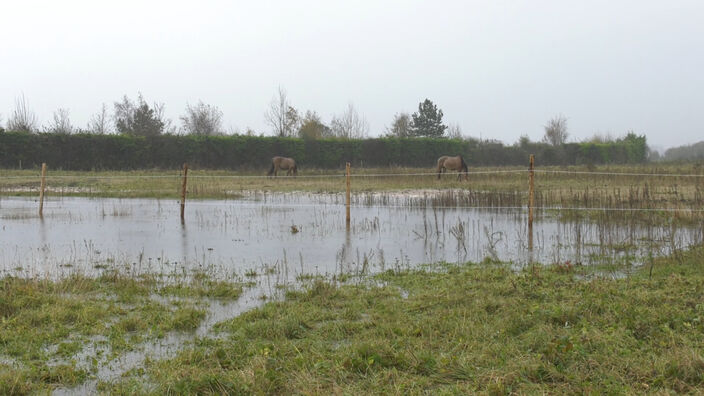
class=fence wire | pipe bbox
[2,167,704,180]
[533,170,704,177]
[2,167,704,216]
[29,198,704,213]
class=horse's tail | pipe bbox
[437,157,444,179]
[267,163,275,176]
[292,164,298,176]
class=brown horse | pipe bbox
[267,156,298,177]
[437,155,468,181]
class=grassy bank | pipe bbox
[92,250,704,394]
[2,250,703,393]
[0,270,245,395]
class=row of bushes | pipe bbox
[0,132,648,170]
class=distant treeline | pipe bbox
[661,141,704,162]
[0,132,648,170]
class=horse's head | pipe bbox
[461,156,470,181]
[292,164,298,175]
[459,155,469,173]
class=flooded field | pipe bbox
[1,192,700,279]
[1,191,703,394]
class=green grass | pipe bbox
[2,164,703,225]
[0,269,246,395]
[1,163,702,199]
[2,251,704,393]
[96,250,704,394]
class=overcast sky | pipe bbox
[1,0,702,149]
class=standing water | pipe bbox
[0,193,699,279]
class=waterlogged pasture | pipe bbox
[1,192,700,279]
[1,188,703,394]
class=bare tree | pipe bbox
[285,105,300,136]
[264,86,299,137]
[44,108,74,134]
[180,101,224,135]
[330,103,369,139]
[87,104,112,134]
[153,101,176,134]
[385,112,411,137]
[7,94,39,133]
[446,123,463,139]
[543,114,569,146]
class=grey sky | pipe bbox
[1,0,702,149]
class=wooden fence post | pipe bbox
[346,162,351,227]
[180,163,188,222]
[39,163,47,217]
[528,155,535,250]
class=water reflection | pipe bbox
[0,194,699,279]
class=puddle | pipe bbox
[1,193,701,280]
[51,279,283,395]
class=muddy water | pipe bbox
[1,193,700,278]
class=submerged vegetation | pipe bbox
[2,163,702,224]
[3,249,702,393]
[0,269,245,395]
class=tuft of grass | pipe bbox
[159,279,244,300]
[171,307,207,331]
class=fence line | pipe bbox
[533,169,704,177]
[3,168,704,180]
[0,169,704,183]
[33,199,704,213]
[6,157,704,229]
[136,202,704,212]
[0,175,182,180]
[0,171,499,180]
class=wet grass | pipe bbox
[2,249,703,393]
[2,164,703,225]
[1,163,702,202]
[0,269,246,395]
[94,249,704,394]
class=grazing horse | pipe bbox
[267,156,298,177]
[437,155,469,181]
